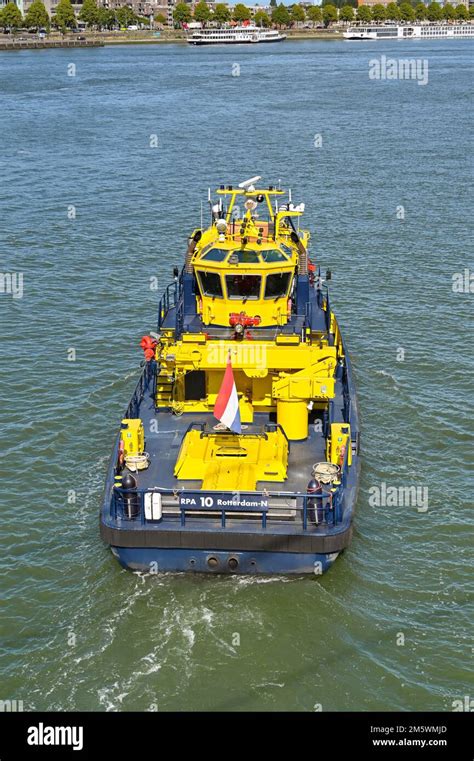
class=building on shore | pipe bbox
[1,0,25,14]
[356,0,391,7]
[7,0,473,25]
[357,0,469,5]
[10,0,174,21]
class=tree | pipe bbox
[291,4,306,24]
[399,2,415,21]
[194,1,211,24]
[116,6,137,27]
[270,0,277,6]
[254,9,270,26]
[2,1,23,29]
[322,4,338,25]
[385,2,401,20]
[371,4,386,21]
[307,5,323,25]
[454,3,468,19]
[426,2,442,21]
[173,3,191,26]
[213,3,230,24]
[154,12,167,24]
[54,0,76,28]
[79,0,99,27]
[271,3,290,26]
[414,3,426,20]
[233,3,251,22]
[24,0,49,29]
[339,5,354,22]
[470,4,474,19]
[97,7,115,28]
[441,2,455,19]
[357,5,372,22]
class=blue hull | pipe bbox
[111,546,339,575]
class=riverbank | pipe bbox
[0,38,103,50]
[0,29,342,51]
[101,29,342,44]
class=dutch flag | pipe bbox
[214,355,241,434]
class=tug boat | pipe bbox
[100,178,360,575]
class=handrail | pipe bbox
[157,280,178,331]
[125,359,156,419]
[111,480,344,531]
[178,314,309,342]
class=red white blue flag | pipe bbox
[214,355,241,434]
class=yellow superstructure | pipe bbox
[187,186,310,329]
[151,180,346,488]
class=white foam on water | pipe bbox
[232,575,293,586]
[374,369,399,388]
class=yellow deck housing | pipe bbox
[120,418,145,456]
[327,423,352,467]
[174,428,289,491]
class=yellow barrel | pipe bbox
[277,399,308,441]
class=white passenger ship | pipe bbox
[187,26,286,45]
[344,23,474,40]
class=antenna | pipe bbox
[208,187,213,222]
[238,176,261,191]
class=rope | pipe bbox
[124,453,150,472]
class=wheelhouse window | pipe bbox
[201,247,229,262]
[197,270,223,298]
[261,248,288,263]
[229,249,261,264]
[225,274,261,300]
[265,272,291,299]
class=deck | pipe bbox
[134,379,346,496]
